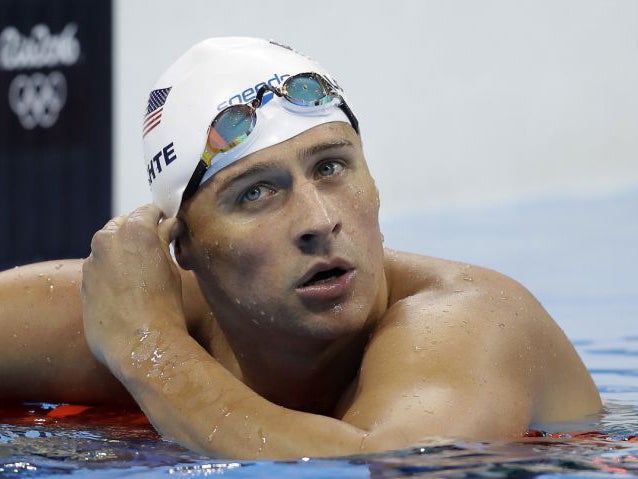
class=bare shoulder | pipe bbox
[381,248,566,342]
[350,249,601,428]
[382,248,531,304]
[379,249,559,377]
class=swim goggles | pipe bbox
[181,72,359,204]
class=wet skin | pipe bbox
[0,122,602,459]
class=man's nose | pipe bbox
[291,182,342,254]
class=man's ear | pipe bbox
[174,220,195,271]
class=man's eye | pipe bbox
[316,160,344,178]
[241,184,275,203]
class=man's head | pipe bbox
[143,37,387,341]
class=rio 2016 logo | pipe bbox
[1,23,80,130]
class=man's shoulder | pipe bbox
[349,250,548,432]
[378,248,549,354]
[382,248,534,309]
[370,249,601,424]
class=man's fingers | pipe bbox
[128,203,163,227]
[102,215,127,232]
[95,204,176,255]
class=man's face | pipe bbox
[178,122,386,340]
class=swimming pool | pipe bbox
[1,189,636,478]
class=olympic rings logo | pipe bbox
[8,71,67,129]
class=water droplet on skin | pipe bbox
[257,428,267,453]
[235,298,241,305]
[138,328,151,342]
[462,276,473,282]
[151,349,163,363]
[55,263,63,270]
[498,323,505,328]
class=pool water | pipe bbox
[1,189,636,478]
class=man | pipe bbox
[0,37,601,459]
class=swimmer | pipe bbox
[0,37,601,459]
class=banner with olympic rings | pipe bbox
[0,0,112,269]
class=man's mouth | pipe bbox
[301,267,348,287]
[296,261,356,301]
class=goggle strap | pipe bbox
[339,102,359,135]
[182,159,208,204]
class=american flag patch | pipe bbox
[143,87,172,137]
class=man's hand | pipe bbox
[81,204,184,368]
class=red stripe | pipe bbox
[143,118,162,137]
[143,108,163,127]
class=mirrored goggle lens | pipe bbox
[207,104,256,154]
[285,75,333,106]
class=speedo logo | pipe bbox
[216,73,290,111]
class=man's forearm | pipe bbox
[109,321,371,459]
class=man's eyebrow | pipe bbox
[299,139,354,160]
[217,162,280,195]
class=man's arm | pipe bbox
[0,260,131,403]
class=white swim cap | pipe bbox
[142,37,354,217]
